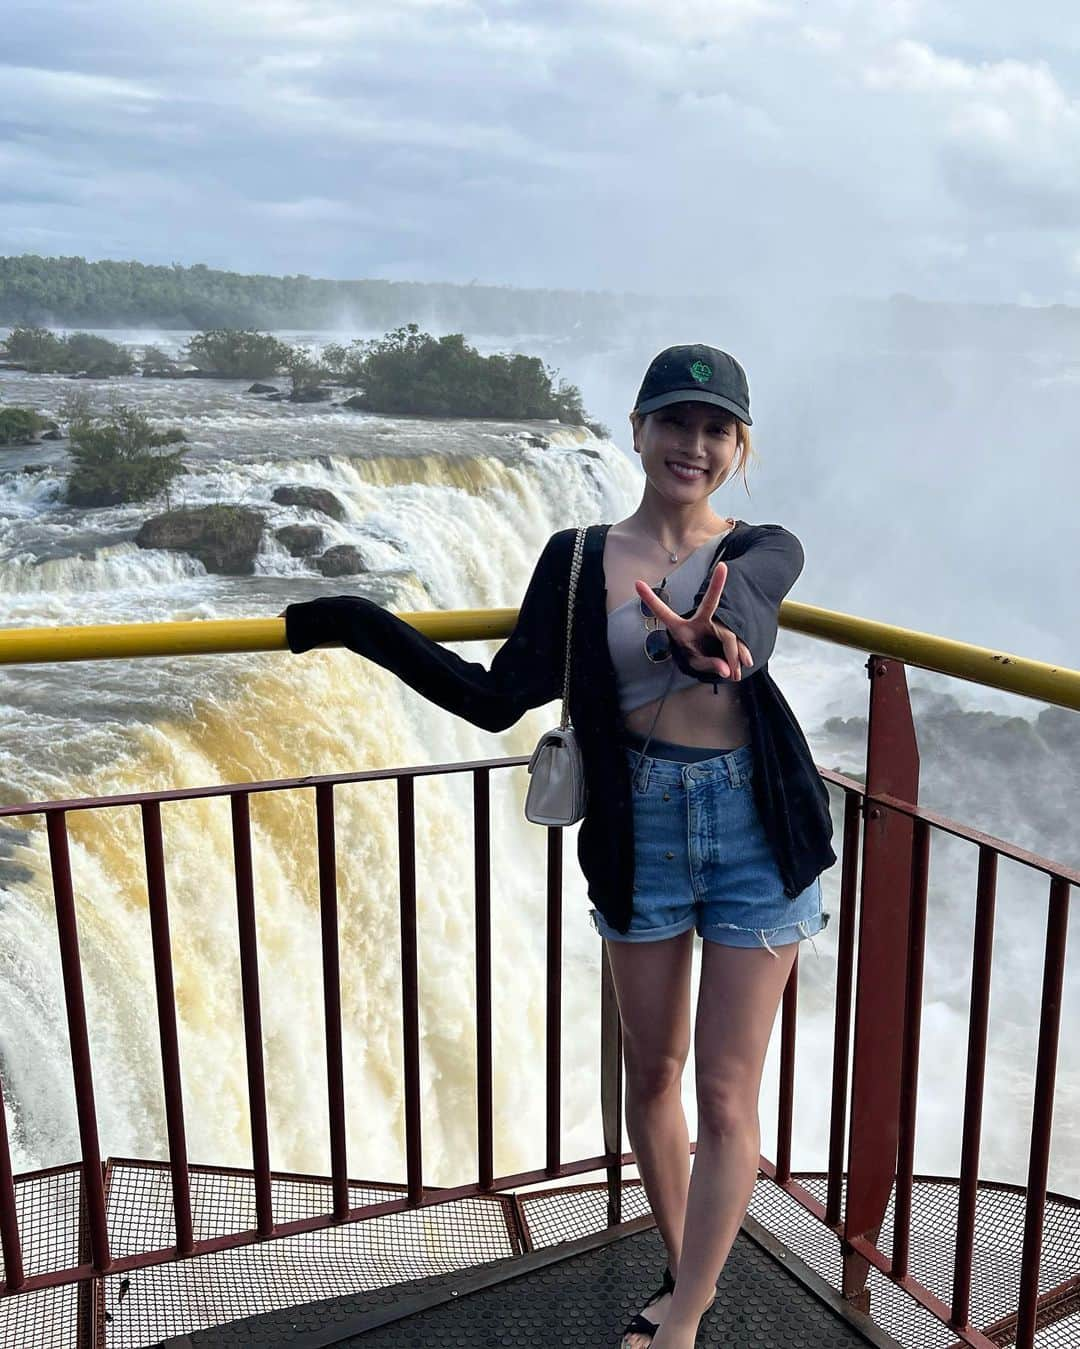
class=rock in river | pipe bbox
[275,524,325,557]
[136,505,265,575]
[315,544,365,577]
[271,484,346,521]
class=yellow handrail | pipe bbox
[0,601,1076,711]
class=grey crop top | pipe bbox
[607,529,732,713]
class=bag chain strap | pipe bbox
[559,527,586,731]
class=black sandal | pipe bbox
[619,1264,675,1345]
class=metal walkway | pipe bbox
[162,1214,900,1348]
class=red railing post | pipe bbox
[141,800,194,1255]
[46,811,112,1274]
[951,846,998,1328]
[775,951,799,1185]
[601,942,623,1227]
[473,768,494,1191]
[397,777,423,1205]
[0,1072,24,1292]
[545,826,563,1177]
[315,783,349,1221]
[230,793,274,1237]
[842,656,920,1308]
[891,817,932,1277]
[826,790,863,1228]
[1015,876,1071,1349]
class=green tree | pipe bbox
[320,340,366,383]
[283,344,328,394]
[184,329,291,378]
[140,345,176,373]
[64,401,188,507]
[3,326,64,369]
[60,332,134,376]
[345,323,606,429]
[0,407,52,446]
[1,326,132,374]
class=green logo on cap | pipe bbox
[690,360,712,383]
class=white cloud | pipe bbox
[0,64,160,104]
[862,40,1080,222]
[590,0,787,40]
[802,26,845,51]
[4,1,1080,302]
[864,39,1071,112]
[260,196,380,224]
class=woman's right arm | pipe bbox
[282,530,574,733]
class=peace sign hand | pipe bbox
[634,560,754,681]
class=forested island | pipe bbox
[0,322,606,431]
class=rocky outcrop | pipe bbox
[288,386,333,403]
[275,524,325,557]
[315,544,365,577]
[135,505,265,574]
[341,394,366,411]
[271,484,346,521]
[247,382,278,394]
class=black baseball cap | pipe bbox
[633,344,752,426]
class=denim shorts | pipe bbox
[588,736,830,956]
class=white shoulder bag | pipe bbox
[523,527,587,827]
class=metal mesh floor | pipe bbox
[0,1164,86,1349]
[3,1162,1076,1347]
[100,1161,521,1348]
[172,1220,892,1348]
[747,1173,1080,1348]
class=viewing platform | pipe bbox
[0,595,1076,1348]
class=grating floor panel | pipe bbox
[517,1176,653,1249]
[0,1165,86,1349]
[101,1163,519,1348]
[4,1163,1075,1347]
[171,1221,895,1348]
[747,1174,1080,1348]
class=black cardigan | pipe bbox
[284,521,837,934]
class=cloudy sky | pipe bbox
[3,0,1080,303]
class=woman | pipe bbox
[281,343,836,1349]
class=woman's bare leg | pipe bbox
[650,938,799,1349]
[602,929,695,1349]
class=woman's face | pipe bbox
[632,400,740,500]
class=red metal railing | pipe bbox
[0,753,622,1299]
[0,654,1075,1349]
[755,657,1077,1349]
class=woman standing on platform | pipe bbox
[280,344,836,1349]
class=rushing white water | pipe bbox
[0,339,1076,1202]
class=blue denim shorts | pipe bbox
[588,737,829,956]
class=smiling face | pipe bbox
[631,400,742,502]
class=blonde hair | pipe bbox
[629,407,757,497]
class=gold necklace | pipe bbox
[640,518,734,564]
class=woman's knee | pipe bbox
[694,1072,758,1138]
[624,1043,689,1101]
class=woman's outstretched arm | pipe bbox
[282,530,573,733]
